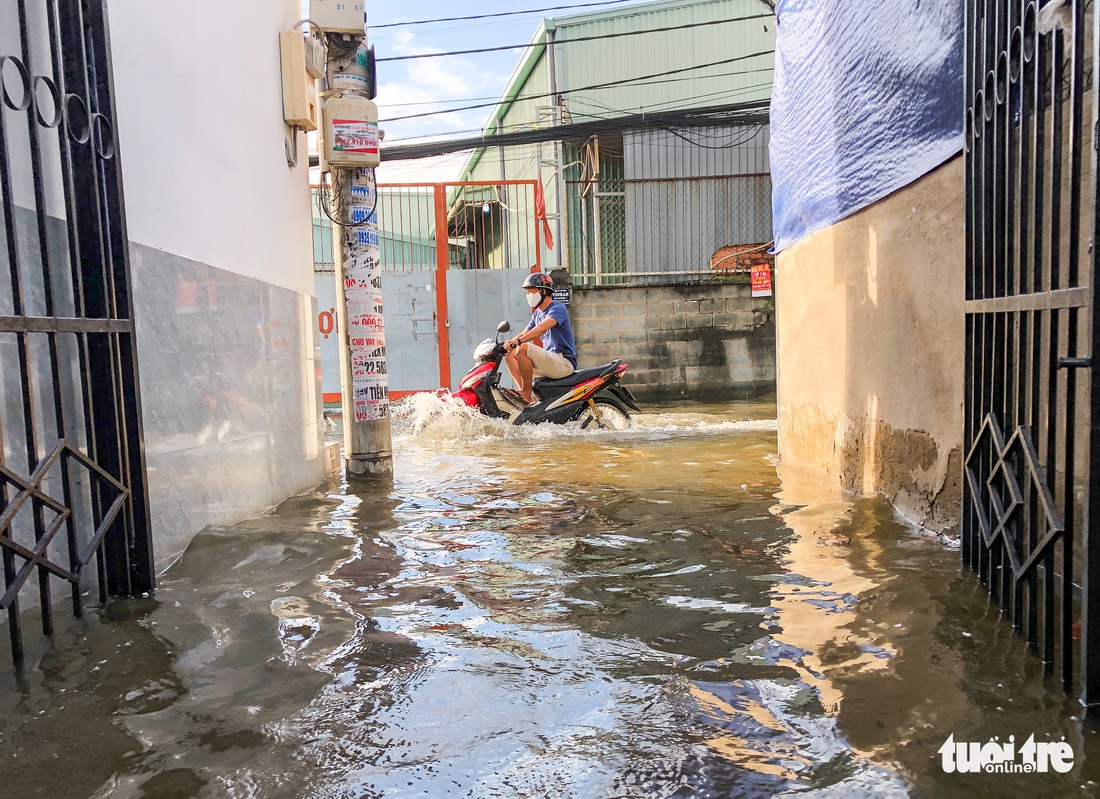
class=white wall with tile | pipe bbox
[106,0,326,562]
[108,0,314,296]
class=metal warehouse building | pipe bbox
[457,0,776,284]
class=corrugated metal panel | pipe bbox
[554,0,774,121]
[463,0,776,279]
[470,1,774,182]
[624,124,770,179]
[622,122,771,276]
[501,53,551,136]
[624,173,772,275]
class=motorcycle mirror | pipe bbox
[497,321,511,334]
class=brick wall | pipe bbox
[568,282,776,400]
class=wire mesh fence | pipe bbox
[314,126,775,285]
[314,183,543,275]
[568,173,773,285]
[561,126,774,285]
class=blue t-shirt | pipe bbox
[525,300,577,366]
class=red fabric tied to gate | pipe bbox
[535,180,554,250]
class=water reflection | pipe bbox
[2,398,1100,797]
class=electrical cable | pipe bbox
[380,95,506,109]
[291,19,328,51]
[379,99,770,161]
[660,124,764,150]
[382,49,774,123]
[378,66,774,126]
[364,117,766,171]
[316,168,379,226]
[377,12,772,62]
[371,104,768,170]
[372,1,646,28]
[559,79,774,123]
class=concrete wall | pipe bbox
[109,0,315,296]
[106,0,325,561]
[0,0,323,635]
[776,157,965,532]
[0,0,323,579]
[570,282,776,400]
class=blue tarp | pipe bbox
[769,0,965,252]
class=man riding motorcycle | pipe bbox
[503,272,577,406]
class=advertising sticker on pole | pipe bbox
[333,119,379,157]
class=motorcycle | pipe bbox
[451,321,640,429]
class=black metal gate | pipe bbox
[963,0,1099,707]
[0,0,153,667]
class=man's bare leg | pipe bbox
[504,349,522,393]
[505,345,536,403]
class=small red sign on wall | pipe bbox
[751,264,773,298]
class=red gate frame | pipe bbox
[380,180,542,395]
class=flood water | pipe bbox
[3,397,1100,798]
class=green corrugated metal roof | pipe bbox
[457,0,774,182]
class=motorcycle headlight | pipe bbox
[473,339,497,361]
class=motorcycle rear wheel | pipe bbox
[577,397,632,430]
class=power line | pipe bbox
[663,124,764,150]
[562,70,774,115]
[379,65,772,117]
[381,95,503,109]
[382,49,774,124]
[383,90,773,145]
[372,0,643,29]
[377,12,771,62]
[378,99,771,161]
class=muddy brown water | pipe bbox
[2,397,1100,798]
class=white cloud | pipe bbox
[375,30,510,141]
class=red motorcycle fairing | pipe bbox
[454,389,479,407]
[458,362,495,391]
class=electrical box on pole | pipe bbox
[279,32,321,131]
[322,95,381,168]
[309,0,365,34]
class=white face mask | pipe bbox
[526,292,542,309]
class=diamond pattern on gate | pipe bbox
[964,415,1065,581]
[0,441,129,610]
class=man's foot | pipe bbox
[521,396,537,407]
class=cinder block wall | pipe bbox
[569,282,776,400]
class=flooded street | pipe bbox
[3,398,1100,798]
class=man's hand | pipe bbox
[506,337,521,351]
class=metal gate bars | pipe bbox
[963,0,1099,708]
[0,0,153,666]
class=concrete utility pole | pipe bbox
[324,26,393,480]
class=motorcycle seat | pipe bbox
[534,360,621,389]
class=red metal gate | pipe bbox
[377,181,543,391]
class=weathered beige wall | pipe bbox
[777,157,965,532]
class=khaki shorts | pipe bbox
[526,345,575,379]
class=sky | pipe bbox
[368,1,538,182]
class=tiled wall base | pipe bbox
[130,243,325,564]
